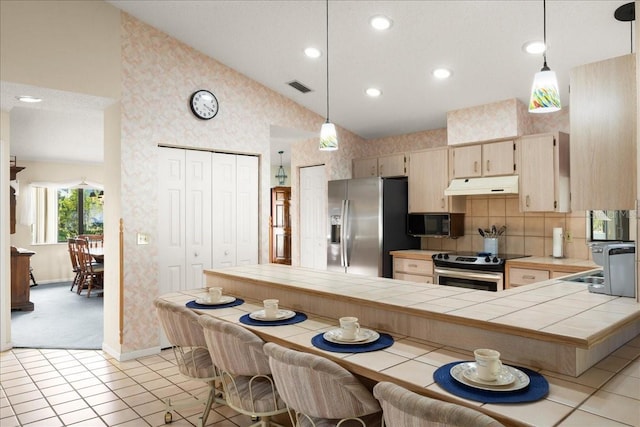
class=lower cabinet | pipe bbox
[393,257,434,284]
[506,263,596,288]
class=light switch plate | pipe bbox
[137,233,149,245]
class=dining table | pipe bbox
[89,247,104,263]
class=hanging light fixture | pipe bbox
[275,150,288,185]
[528,0,561,113]
[319,0,338,151]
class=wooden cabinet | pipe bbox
[391,252,435,284]
[353,153,406,178]
[270,186,291,265]
[519,132,570,212]
[451,140,515,178]
[10,165,25,234]
[11,247,35,311]
[569,53,637,210]
[508,267,550,288]
[505,261,596,289]
[408,148,464,213]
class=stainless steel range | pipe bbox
[432,252,530,291]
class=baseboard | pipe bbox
[102,342,161,361]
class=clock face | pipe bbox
[190,90,219,120]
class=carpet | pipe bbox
[10,281,103,349]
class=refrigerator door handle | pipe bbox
[343,199,350,267]
[339,200,346,267]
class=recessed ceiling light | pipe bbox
[370,15,392,31]
[365,87,382,97]
[16,95,42,103]
[523,41,546,54]
[304,47,322,58]
[432,68,452,79]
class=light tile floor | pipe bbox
[0,348,292,427]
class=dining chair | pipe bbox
[78,234,103,248]
[67,238,82,292]
[197,316,290,427]
[153,298,224,426]
[263,342,382,427]
[372,381,505,427]
[75,237,104,297]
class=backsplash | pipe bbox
[421,195,590,259]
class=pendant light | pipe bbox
[528,0,561,113]
[275,150,288,185]
[319,0,338,151]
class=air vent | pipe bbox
[287,80,312,93]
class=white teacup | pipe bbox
[339,316,360,340]
[474,348,502,381]
[207,287,222,303]
[263,299,279,319]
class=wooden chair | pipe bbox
[373,381,505,427]
[263,342,382,427]
[78,234,103,248]
[198,316,289,427]
[67,238,82,292]
[154,299,224,426]
[75,237,104,297]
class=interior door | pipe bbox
[300,165,327,270]
[185,150,212,288]
[212,153,236,268]
[235,155,258,265]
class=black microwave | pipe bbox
[406,213,464,238]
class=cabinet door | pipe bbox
[353,157,378,178]
[483,140,514,176]
[509,267,550,287]
[378,153,406,177]
[520,134,556,212]
[452,145,481,178]
[409,148,449,213]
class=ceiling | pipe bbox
[4,1,635,166]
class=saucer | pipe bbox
[323,328,380,344]
[462,363,515,386]
[450,362,530,392]
[249,309,296,321]
[195,295,236,306]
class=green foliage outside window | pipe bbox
[57,188,104,242]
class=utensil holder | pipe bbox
[484,238,498,255]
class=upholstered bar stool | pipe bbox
[263,342,382,427]
[373,381,505,427]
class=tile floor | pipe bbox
[0,348,292,427]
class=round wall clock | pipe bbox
[189,89,219,120]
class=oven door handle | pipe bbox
[434,268,502,282]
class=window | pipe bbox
[32,187,103,244]
[588,210,631,242]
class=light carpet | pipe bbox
[10,281,103,349]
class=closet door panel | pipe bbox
[236,155,259,265]
[212,153,237,268]
[185,150,212,288]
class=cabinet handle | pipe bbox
[486,160,491,171]
[380,164,384,175]
[441,198,445,209]
[474,161,478,173]
[370,165,376,176]
[523,275,536,280]
[408,263,418,268]
[525,195,530,207]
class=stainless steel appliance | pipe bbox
[407,213,465,238]
[432,252,530,291]
[327,177,419,278]
[588,242,636,297]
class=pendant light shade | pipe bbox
[528,0,561,113]
[319,0,338,151]
[275,150,288,185]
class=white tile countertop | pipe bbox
[164,273,640,427]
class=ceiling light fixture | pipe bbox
[365,87,382,97]
[275,150,288,185]
[16,95,42,103]
[319,0,338,151]
[432,68,452,79]
[304,47,322,58]
[523,40,546,55]
[370,15,392,31]
[528,0,561,113]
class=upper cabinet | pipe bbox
[451,140,516,179]
[353,153,406,178]
[408,147,464,213]
[569,53,637,210]
[519,132,570,212]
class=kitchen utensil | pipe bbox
[478,228,485,237]
[497,225,506,236]
[491,225,497,236]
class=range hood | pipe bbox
[444,176,519,196]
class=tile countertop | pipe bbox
[506,256,600,272]
[166,278,640,427]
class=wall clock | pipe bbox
[189,89,219,120]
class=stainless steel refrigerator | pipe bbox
[327,177,419,278]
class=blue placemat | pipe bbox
[186,298,244,309]
[433,361,548,403]
[311,332,394,353]
[239,312,307,326]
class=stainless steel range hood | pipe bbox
[444,176,519,196]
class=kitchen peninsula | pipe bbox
[205,264,639,377]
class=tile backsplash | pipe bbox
[421,195,590,259]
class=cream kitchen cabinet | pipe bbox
[519,132,570,212]
[569,53,636,210]
[505,259,596,289]
[451,140,515,178]
[390,250,438,284]
[353,153,406,178]
[408,148,464,213]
